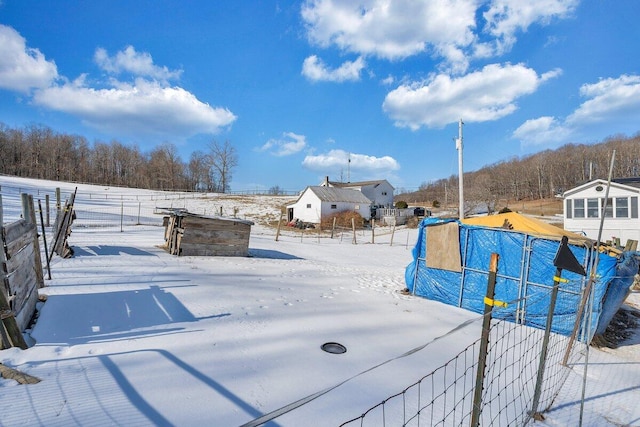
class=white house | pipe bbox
[563,178,640,244]
[286,186,372,224]
[320,177,394,208]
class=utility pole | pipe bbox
[456,118,464,220]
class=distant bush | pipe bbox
[432,200,440,208]
[321,211,365,230]
[405,216,420,229]
[498,206,512,214]
[395,200,408,209]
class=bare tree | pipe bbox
[187,151,211,191]
[207,140,238,193]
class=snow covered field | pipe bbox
[0,175,639,426]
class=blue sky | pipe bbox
[1,1,639,192]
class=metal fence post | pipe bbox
[471,252,500,427]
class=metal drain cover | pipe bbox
[321,342,347,354]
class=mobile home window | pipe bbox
[601,198,613,217]
[615,197,628,218]
[632,197,638,218]
[566,199,572,218]
[306,203,312,208]
[331,204,337,209]
[573,199,585,218]
[587,198,599,218]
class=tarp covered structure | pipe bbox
[405,214,638,339]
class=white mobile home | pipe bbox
[563,178,640,244]
[286,186,372,224]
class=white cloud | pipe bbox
[568,75,640,125]
[258,132,307,156]
[0,24,58,92]
[514,74,640,146]
[0,26,236,140]
[301,1,578,73]
[33,77,236,138]
[383,63,561,129]
[512,116,570,145]
[302,55,365,82]
[94,46,182,82]
[482,0,578,56]
[381,75,395,86]
[301,0,477,71]
[303,149,399,173]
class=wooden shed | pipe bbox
[163,211,253,257]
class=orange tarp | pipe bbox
[462,212,591,244]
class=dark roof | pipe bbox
[327,179,393,189]
[613,177,640,188]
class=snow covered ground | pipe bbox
[0,175,639,426]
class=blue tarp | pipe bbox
[405,218,638,339]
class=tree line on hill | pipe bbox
[1,122,639,200]
[399,133,640,209]
[0,123,237,192]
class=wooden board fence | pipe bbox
[0,194,44,349]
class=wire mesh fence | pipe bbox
[72,204,164,228]
[339,289,587,427]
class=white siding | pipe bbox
[287,187,372,224]
[294,190,323,223]
[360,181,395,207]
[563,180,640,243]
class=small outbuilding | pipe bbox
[163,211,253,257]
[286,186,372,224]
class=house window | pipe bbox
[615,197,628,218]
[306,203,311,208]
[382,191,387,196]
[587,198,599,218]
[573,199,585,218]
[632,197,638,218]
[331,204,337,209]
[601,198,613,217]
[566,199,572,219]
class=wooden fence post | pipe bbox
[371,219,375,244]
[351,218,356,244]
[275,211,283,242]
[471,253,500,427]
[389,224,396,246]
[24,195,44,288]
[55,187,61,215]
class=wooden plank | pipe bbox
[178,242,248,257]
[5,242,35,277]
[181,221,250,232]
[6,262,38,311]
[3,220,32,244]
[13,284,38,332]
[5,231,33,258]
[180,229,249,245]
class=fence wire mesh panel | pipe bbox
[72,204,164,228]
[339,289,587,427]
